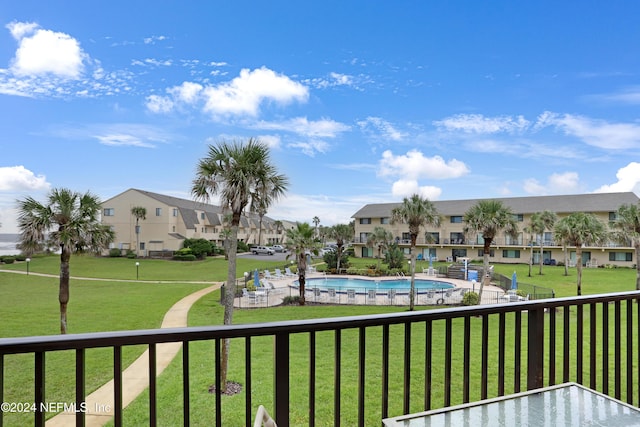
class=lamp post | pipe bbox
[26,258,30,275]
[135,262,140,280]
[244,271,249,288]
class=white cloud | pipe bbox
[434,114,530,134]
[202,67,308,117]
[594,162,640,194]
[286,140,330,157]
[523,172,580,195]
[357,117,407,141]
[168,81,203,104]
[257,134,281,150]
[254,117,350,138]
[7,21,85,79]
[0,166,50,191]
[391,179,442,199]
[145,94,174,113]
[378,149,470,180]
[93,133,156,148]
[535,111,640,150]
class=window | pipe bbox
[359,218,371,224]
[380,217,390,224]
[201,212,206,220]
[609,252,632,262]
[426,232,440,244]
[502,250,520,259]
[360,232,370,243]
[103,208,114,216]
[173,208,178,217]
[512,214,524,222]
[478,249,495,257]
[139,242,145,250]
[156,208,162,216]
[609,212,618,221]
[450,216,462,223]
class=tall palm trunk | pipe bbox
[59,245,71,334]
[409,236,417,310]
[479,239,492,303]
[220,219,239,391]
[298,252,307,305]
[576,245,583,296]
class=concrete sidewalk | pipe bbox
[46,283,221,427]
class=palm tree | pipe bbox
[312,216,320,237]
[191,138,288,392]
[330,223,354,274]
[366,226,393,270]
[391,194,440,310]
[16,188,115,334]
[530,210,557,275]
[463,200,518,303]
[252,173,287,246]
[130,206,146,257]
[284,222,319,305]
[554,212,608,296]
[610,203,640,290]
[523,220,536,277]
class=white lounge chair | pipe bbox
[253,404,277,427]
[274,269,285,280]
[284,267,296,277]
[264,270,279,281]
[242,288,258,305]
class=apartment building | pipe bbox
[352,192,640,266]
[101,188,288,256]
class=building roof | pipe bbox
[352,192,640,218]
[106,188,276,229]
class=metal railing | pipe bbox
[1,292,640,426]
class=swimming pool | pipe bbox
[298,277,455,292]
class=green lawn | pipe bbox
[0,254,638,425]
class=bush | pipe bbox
[173,249,197,261]
[182,238,214,259]
[462,291,479,306]
[282,296,301,305]
[2,256,16,264]
[125,250,137,259]
[15,254,26,262]
[108,248,122,257]
[323,251,350,271]
[237,241,250,253]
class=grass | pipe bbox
[0,254,638,425]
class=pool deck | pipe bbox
[234,271,509,308]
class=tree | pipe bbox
[530,210,557,275]
[523,220,536,277]
[130,206,146,257]
[273,220,283,244]
[463,200,518,304]
[191,138,288,393]
[253,173,287,246]
[284,222,319,305]
[554,212,608,296]
[330,223,354,274]
[366,226,393,270]
[391,194,440,310]
[553,219,572,276]
[16,188,115,334]
[312,216,320,237]
[610,203,640,290]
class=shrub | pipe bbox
[15,254,27,262]
[282,296,301,305]
[237,241,250,253]
[125,250,137,259]
[2,256,16,264]
[383,243,404,269]
[108,248,122,257]
[182,238,214,259]
[323,251,350,271]
[462,291,479,306]
[172,249,197,261]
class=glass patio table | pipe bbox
[382,382,640,426]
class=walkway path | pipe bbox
[39,282,221,427]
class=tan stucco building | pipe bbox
[101,188,288,256]
[352,192,640,267]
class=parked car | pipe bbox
[272,245,286,253]
[320,247,335,256]
[252,246,274,255]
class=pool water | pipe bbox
[301,277,454,292]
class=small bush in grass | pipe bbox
[126,250,137,259]
[282,296,301,305]
[462,291,479,306]
[2,256,16,264]
[108,248,122,257]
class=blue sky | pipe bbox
[1,1,640,233]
